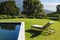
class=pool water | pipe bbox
[0,23,21,40]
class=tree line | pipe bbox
[0,0,46,19]
[47,5,60,20]
[0,1,20,19]
[0,0,60,20]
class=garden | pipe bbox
[0,18,60,40]
[0,0,60,40]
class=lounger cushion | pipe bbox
[31,25,43,28]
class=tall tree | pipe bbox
[56,5,60,20]
[23,0,46,18]
[56,5,60,14]
[0,1,20,16]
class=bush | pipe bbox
[18,16,24,18]
[12,16,16,18]
[0,16,4,19]
[19,14,26,18]
[27,16,34,18]
[0,15,7,19]
[7,15,12,19]
[58,15,60,21]
[0,15,19,19]
[50,17,59,20]
[35,16,45,19]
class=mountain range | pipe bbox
[44,9,55,14]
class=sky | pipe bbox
[15,0,23,12]
[0,0,60,12]
[41,0,60,11]
[41,0,58,3]
[15,0,60,12]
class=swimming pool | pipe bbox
[0,22,25,40]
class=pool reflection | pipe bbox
[0,23,21,40]
[0,23,20,30]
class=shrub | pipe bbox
[12,16,16,18]
[35,16,45,19]
[50,17,59,20]
[0,16,4,19]
[0,15,7,19]
[18,16,24,18]
[7,15,12,19]
[27,16,34,18]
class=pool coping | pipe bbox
[18,22,25,40]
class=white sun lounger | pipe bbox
[31,21,55,33]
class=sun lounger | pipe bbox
[31,21,55,33]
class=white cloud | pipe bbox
[41,3,60,11]
[42,3,60,5]
[42,3,58,11]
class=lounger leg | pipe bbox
[31,27,32,30]
[46,28,55,34]
[49,29,55,34]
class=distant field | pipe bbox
[0,18,60,40]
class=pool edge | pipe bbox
[18,22,25,40]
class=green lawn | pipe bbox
[0,18,60,40]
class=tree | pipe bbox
[0,1,20,16]
[56,5,60,14]
[23,0,46,18]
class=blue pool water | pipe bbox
[0,23,21,40]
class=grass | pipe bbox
[0,18,60,40]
